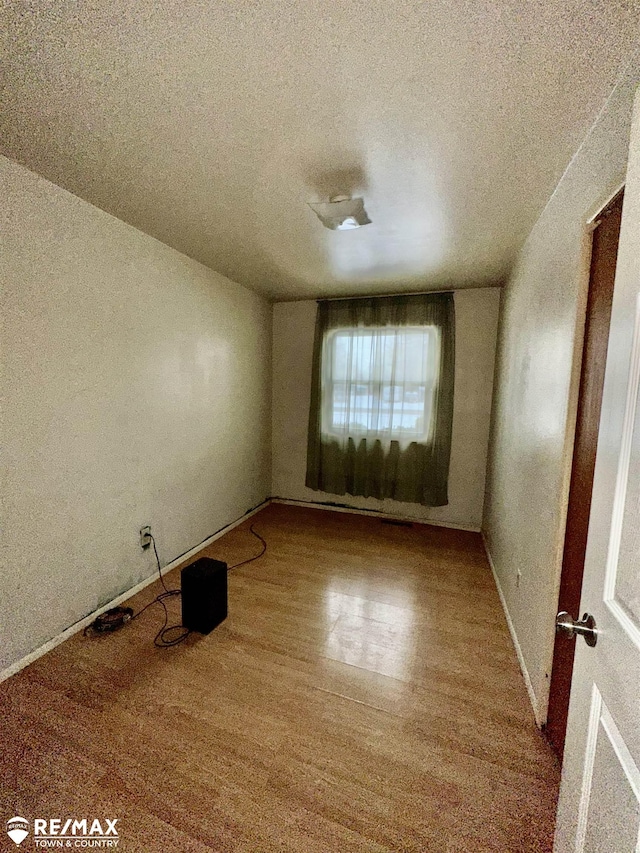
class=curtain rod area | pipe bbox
[315,287,457,304]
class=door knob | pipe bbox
[556,611,598,647]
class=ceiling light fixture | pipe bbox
[308,195,372,231]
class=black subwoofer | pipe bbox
[181,558,228,634]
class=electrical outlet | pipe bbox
[140,526,152,549]
[516,568,522,589]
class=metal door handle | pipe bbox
[556,611,598,647]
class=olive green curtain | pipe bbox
[305,292,455,507]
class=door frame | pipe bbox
[545,180,626,747]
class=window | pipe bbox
[321,326,440,448]
[306,292,455,507]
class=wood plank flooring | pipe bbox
[0,504,560,852]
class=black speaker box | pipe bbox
[181,557,228,634]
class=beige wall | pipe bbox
[272,289,501,530]
[483,62,640,724]
[1,157,272,673]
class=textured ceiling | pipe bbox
[2,1,639,300]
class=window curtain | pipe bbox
[305,292,455,507]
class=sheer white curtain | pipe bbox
[320,325,440,451]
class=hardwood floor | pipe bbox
[0,504,560,852]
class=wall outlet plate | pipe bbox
[140,526,152,549]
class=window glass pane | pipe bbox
[332,335,350,380]
[322,326,439,444]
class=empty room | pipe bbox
[2,2,640,851]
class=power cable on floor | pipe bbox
[85,525,267,646]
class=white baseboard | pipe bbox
[481,531,543,728]
[0,500,270,685]
[271,497,481,532]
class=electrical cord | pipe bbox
[138,526,266,644]
[131,534,190,647]
[228,524,267,569]
[152,534,170,594]
[85,525,267,647]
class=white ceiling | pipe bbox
[2,1,639,301]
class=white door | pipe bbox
[554,89,640,852]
